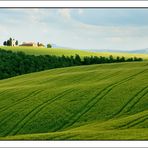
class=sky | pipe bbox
[1,8,148,50]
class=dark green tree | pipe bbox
[74,54,81,65]
[120,56,125,62]
[0,49,143,80]
[9,38,12,46]
[6,40,11,46]
[15,40,18,46]
[109,55,114,63]
[3,41,7,46]
[47,43,52,48]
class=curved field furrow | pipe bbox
[55,68,147,130]
[54,71,123,131]
[0,90,8,99]
[126,91,148,113]
[125,116,148,129]
[0,90,44,134]
[111,85,148,118]
[0,62,147,140]
[5,89,73,136]
[98,71,121,81]
[0,89,43,113]
[0,113,14,128]
[57,86,114,131]
[72,70,121,84]
[116,113,148,129]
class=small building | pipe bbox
[11,39,16,46]
[38,43,45,47]
[20,42,37,47]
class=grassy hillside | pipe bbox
[0,61,148,140]
[1,46,148,60]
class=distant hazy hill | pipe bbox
[50,43,148,54]
[129,49,148,54]
[90,48,148,54]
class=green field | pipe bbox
[1,46,148,60]
[0,61,148,140]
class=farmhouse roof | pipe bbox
[22,42,36,45]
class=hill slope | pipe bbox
[1,46,148,60]
[0,61,148,140]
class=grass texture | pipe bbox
[0,61,147,140]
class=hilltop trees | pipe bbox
[47,43,52,48]
[15,40,18,46]
[3,41,7,46]
[75,54,81,65]
[5,38,11,46]
[7,38,12,46]
[3,37,18,46]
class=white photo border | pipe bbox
[0,1,148,7]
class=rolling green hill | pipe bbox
[1,46,148,60]
[0,61,148,140]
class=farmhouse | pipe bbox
[20,42,37,47]
[11,39,16,46]
[38,43,45,47]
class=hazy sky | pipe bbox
[1,8,148,50]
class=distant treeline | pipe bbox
[0,49,143,80]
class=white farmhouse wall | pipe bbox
[11,39,16,46]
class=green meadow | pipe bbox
[0,60,147,140]
[1,46,148,60]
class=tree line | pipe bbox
[3,38,18,46]
[0,49,143,80]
